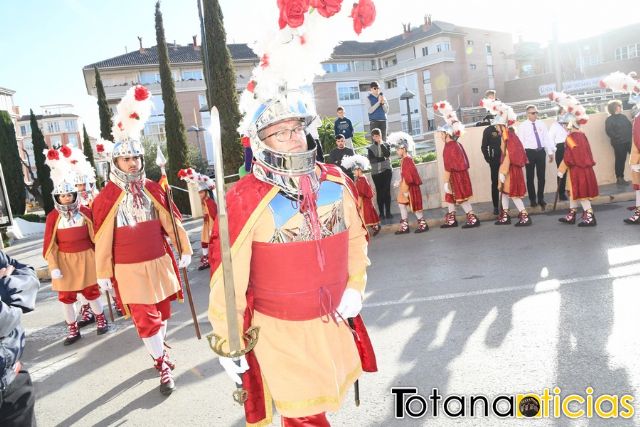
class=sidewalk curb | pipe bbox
[376,191,635,234]
[36,267,50,281]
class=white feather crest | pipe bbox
[387,131,416,154]
[600,71,640,94]
[111,85,153,141]
[341,154,370,171]
[95,138,114,159]
[44,149,75,187]
[434,100,465,136]
[549,91,589,125]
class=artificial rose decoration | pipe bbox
[277,0,310,29]
[134,85,150,101]
[47,149,59,161]
[310,0,342,18]
[60,145,72,158]
[350,0,375,35]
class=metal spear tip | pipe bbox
[155,143,167,168]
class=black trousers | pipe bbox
[0,371,36,427]
[525,149,547,204]
[489,161,500,209]
[613,143,631,179]
[370,120,387,139]
[372,168,392,216]
[555,143,567,196]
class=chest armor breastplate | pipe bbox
[116,191,158,227]
[267,180,346,243]
[58,211,84,229]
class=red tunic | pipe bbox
[633,114,640,153]
[201,197,218,249]
[400,157,423,211]
[355,176,380,226]
[504,129,528,198]
[564,132,599,199]
[443,140,473,203]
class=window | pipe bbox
[140,71,161,84]
[487,65,494,76]
[472,88,479,94]
[436,42,450,53]
[401,119,421,136]
[144,122,166,143]
[522,63,534,75]
[198,94,208,109]
[50,135,62,148]
[629,44,638,58]
[467,40,474,46]
[385,79,398,89]
[182,69,203,80]
[46,121,60,133]
[421,46,429,56]
[470,64,477,70]
[19,124,30,136]
[322,62,351,73]
[422,70,431,85]
[485,44,492,54]
[337,85,360,101]
[67,134,78,148]
[64,119,77,132]
[383,56,397,68]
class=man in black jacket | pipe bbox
[481,115,502,215]
[0,250,39,427]
[605,100,633,185]
[367,128,392,218]
[328,134,355,180]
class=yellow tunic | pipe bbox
[208,176,369,422]
[630,141,640,186]
[94,188,193,305]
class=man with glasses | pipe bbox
[517,105,555,209]
[367,81,389,138]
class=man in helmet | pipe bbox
[92,85,193,396]
[208,90,375,427]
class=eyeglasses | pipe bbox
[264,125,306,142]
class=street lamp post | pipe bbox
[400,89,416,135]
[187,125,207,149]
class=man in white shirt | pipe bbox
[517,105,555,209]
[548,108,569,201]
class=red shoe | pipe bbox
[197,255,210,271]
[154,354,176,396]
[77,304,95,327]
[461,212,480,229]
[578,209,597,227]
[559,208,577,224]
[440,211,458,228]
[624,208,640,224]
[414,218,429,233]
[395,219,410,235]
[514,210,532,227]
[494,210,511,225]
[64,321,81,346]
[371,224,381,236]
[95,312,109,335]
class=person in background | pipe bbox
[481,113,503,215]
[604,100,632,186]
[334,106,355,150]
[0,250,39,427]
[392,136,428,234]
[367,82,389,138]
[329,134,355,180]
[549,107,569,201]
[367,128,392,219]
[342,154,381,236]
[517,105,555,209]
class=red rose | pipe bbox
[433,104,438,111]
[310,0,342,18]
[598,80,607,89]
[60,145,72,158]
[96,144,104,153]
[129,112,140,120]
[350,0,375,35]
[260,54,270,69]
[278,0,310,29]
[246,80,256,93]
[241,136,251,147]
[47,149,59,161]
[134,85,150,101]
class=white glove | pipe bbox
[219,355,249,384]
[97,278,113,291]
[499,173,506,184]
[557,171,564,179]
[336,288,363,319]
[178,254,192,269]
[443,182,451,194]
[51,269,63,280]
[631,164,640,172]
[393,180,400,188]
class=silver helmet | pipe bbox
[247,90,319,197]
[52,178,80,215]
[110,138,146,187]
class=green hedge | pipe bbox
[391,152,437,168]
[15,214,45,223]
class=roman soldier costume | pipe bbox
[178,168,217,270]
[600,72,640,224]
[550,92,599,227]
[341,154,381,236]
[42,146,108,345]
[92,85,193,395]
[387,132,428,234]
[433,101,480,229]
[482,99,532,226]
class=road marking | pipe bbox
[364,269,640,308]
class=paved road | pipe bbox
[20,202,640,426]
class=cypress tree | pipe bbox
[201,0,243,176]
[95,66,114,141]
[82,124,96,170]
[30,110,54,214]
[0,111,26,215]
[155,1,190,212]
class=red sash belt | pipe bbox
[56,226,93,253]
[114,219,166,264]
[249,231,349,321]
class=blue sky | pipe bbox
[0,0,636,136]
